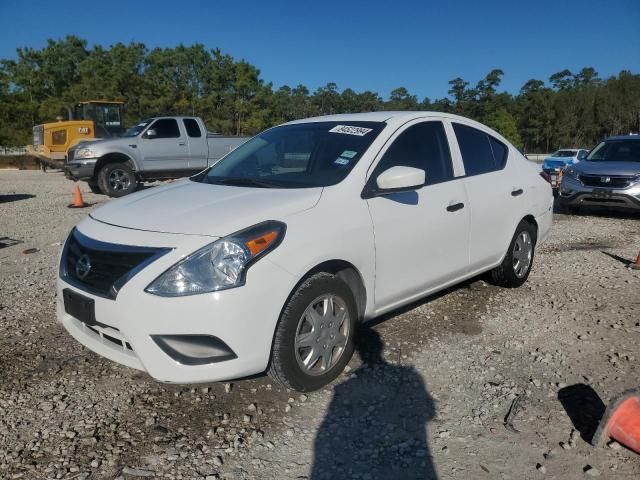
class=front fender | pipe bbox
[95,145,142,172]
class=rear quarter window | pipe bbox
[183,118,202,138]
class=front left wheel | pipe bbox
[97,162,137,197]
[268,273,357,392]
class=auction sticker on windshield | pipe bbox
[329,125,373,136]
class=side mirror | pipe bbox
[374,166,425,195]
[144,128,158,139]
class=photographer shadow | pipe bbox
[310,326,438,480]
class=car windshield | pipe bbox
[123,119,153,137]
[194,121,385,188]
[586,140,640,163]
[552,150,577,157]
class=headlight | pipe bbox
[75,147,96,159]
[564,167,580,180]
[145,220,286,297]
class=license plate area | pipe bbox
[592,188,612,199]
[63,288,97,326]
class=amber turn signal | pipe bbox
[245,231,278,256]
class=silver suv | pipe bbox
[559,135,640,211]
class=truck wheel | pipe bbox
[97,163,137,197]
[268,273,356,392]
[87,181,102,194]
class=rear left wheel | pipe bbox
[268,273,357,392]
[489,220,536,288]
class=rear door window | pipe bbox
[453,123,507,176]
[372,121,453,185]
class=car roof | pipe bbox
[285,111,490,128]
[604,134,640,141]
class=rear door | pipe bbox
[139,118,189,172]
[366,120,470,311]
[183,118,208,170]
[451,122,520,272]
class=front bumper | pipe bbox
[559,175,640,210]
[56,218,297,384]
[64,159,97,180]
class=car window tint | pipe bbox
[150,119,180,138]
[373,121,453,185]
[453,123,502,176]
[183,119,202,138]
[488,136,508,169]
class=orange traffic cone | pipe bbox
[631,251,640,270]
[68,184,88,208]
[593,388,640,454]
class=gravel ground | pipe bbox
[1,170,639,480]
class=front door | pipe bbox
[366,120,470,311]
[139,118,189,172]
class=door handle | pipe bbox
[511,188,524,196]
[446,202,465,212]
[178,142,186,146]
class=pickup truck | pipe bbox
[64,116,248,197]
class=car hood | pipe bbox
[544,156,574,165]
[571,161,640,176]
[77,137,134,150]
[90,179,323,237]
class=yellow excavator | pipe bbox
[27,100,125,170]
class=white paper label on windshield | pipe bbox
[329,125,373,136]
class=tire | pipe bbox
[87,180,102,194]
[97,162,137,197]
[268,273,357,392]
[557,198,579,215]
[489,220,536,288]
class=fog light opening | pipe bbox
[151,335,237,365]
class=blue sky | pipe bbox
[1,0,638,99]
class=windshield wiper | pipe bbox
[208,177,277,188]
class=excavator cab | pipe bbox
[72,101,125,138]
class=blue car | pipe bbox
[542,149,589,190]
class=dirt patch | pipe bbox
[0,155,40,170]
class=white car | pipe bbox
[57,112,553,392]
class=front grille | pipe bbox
[61,229,170,299]
[580,174,637,189]
[33,125,44,150]
[85,324,133,351]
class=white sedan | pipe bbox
[57,112,553,392]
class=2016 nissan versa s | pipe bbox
[57,112,553,392]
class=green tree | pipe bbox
[486,108,522,147]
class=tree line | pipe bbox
[1,36,639,152]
